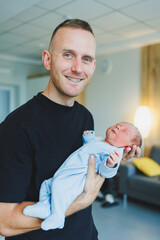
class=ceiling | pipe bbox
[0,0,160,64]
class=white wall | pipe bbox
[0,71,25,109]
[86,48,141,138]
[0,60,47,110]
[27,75,49,100]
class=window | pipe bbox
[0,85,16,123]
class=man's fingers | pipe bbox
[129,145,137,158]
[87,155,96,178]
[96,173,105,186]
[123,145,141,162]
[87,155,104,184]
[135,146,141,158]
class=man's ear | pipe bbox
[42,50,51,70]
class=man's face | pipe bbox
[106,122,135,147]
[48,27,96,100]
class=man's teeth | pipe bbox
[67,77,81,82]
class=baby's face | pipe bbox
[106,122,135,147]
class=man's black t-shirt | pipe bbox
[0,93,98,240]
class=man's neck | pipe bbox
[42,83,75,107]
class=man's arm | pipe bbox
[0,201,42,237]
[0,155,104,237]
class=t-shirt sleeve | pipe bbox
[0,120,33,203]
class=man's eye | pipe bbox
[83,57,91,62]
[64,53,72,58]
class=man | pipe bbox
[0,19,140,240]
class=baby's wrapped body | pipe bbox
[23,131,123,230]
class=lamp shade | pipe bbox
[134,106,152,139]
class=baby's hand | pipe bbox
[83,130,92,135]
[106,150,120,168]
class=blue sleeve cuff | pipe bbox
[82,130,95,144]
[99,158,120,178]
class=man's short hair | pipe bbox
[49,19,94,49]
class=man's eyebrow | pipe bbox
[62,48,95,60]
[62,48,75,55]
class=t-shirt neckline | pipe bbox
[37,92,77,110]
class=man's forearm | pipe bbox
[0,194,93,237]
[0,202,42,237]
[0,157,104,237]
[65,192,92,217]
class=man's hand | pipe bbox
[66,155,104,216]
[83,155,105,205]
[122,145,141,162]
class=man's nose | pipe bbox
[71,58,83,73]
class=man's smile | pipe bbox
[65,76,83,82]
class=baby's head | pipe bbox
[105,122,142,148]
